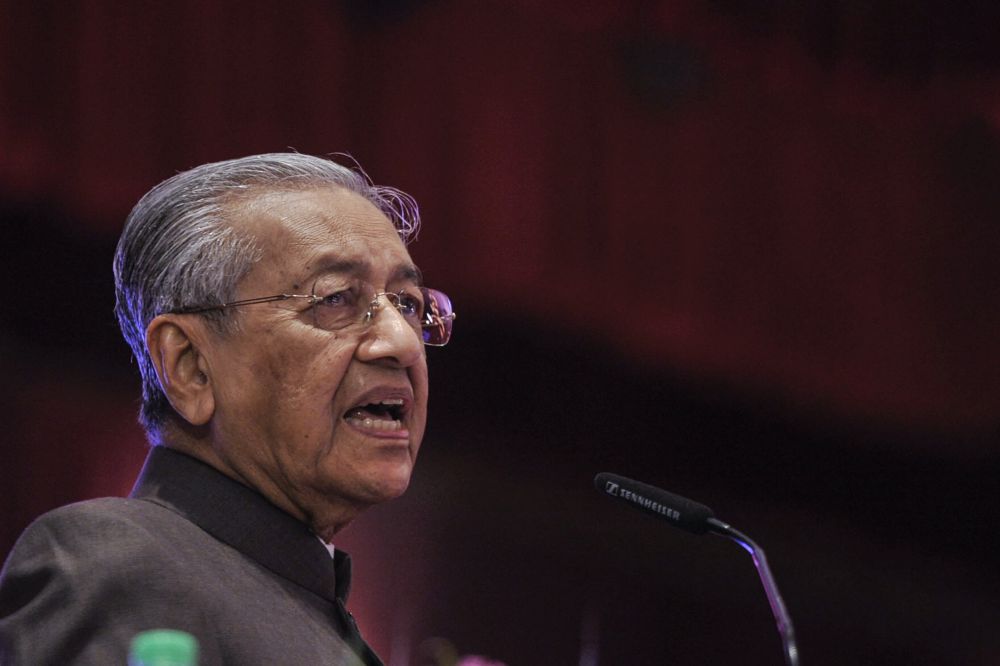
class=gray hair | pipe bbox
[113,152,421,437]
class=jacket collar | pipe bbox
[129,445,351,604]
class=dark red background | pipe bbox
[2,2,998,664]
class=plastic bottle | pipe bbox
[128,629,199,666]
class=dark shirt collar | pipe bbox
[129,445,352,604]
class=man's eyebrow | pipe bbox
[311,258,363,274]
[303,258,423,285]
[395,264,423,285]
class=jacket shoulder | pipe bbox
[0,498,213,665]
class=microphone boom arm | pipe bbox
[706,518,800,666]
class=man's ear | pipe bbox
[145,315,216,426]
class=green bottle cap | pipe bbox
[128,629,199,666]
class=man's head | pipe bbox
[114,153,448,536]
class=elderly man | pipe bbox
[0,154,455,664]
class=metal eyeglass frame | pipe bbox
[169,284,455,346]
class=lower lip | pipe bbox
[344,417,410,440]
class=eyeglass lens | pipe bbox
[310,280,454,346]
[420,288,454,346]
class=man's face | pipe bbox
[199,186,428,536]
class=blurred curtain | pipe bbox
[2,0,998,433]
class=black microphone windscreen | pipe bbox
[594,472,715,535]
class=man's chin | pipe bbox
[303,467,413,538]
[340,463,415,506]
[364,466,414,503]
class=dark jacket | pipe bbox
[0,446,383,665]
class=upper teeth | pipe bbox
[379,398,404,405]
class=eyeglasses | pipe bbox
[169,280,456,346]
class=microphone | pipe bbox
[594,472,800,666]
[593,472,718,535]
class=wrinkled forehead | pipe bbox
[231,185,418,291]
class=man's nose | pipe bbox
[356,298,424,366]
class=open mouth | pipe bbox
[344,398,406,432]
